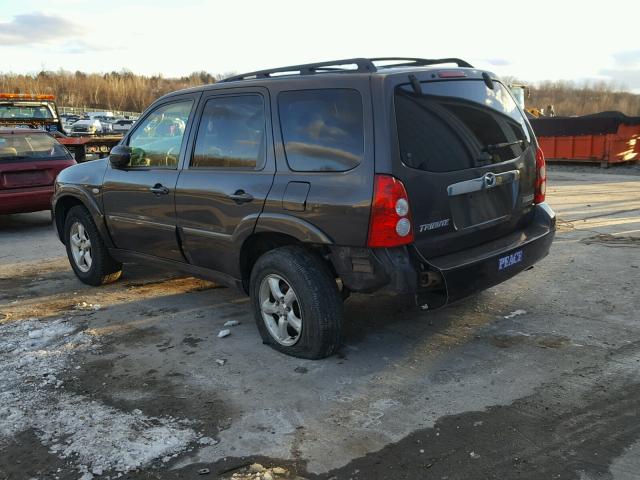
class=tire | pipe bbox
[64,205,122,286]
[250,246,343,359]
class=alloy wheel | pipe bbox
[259,274,303,346]
[69,221,92,273]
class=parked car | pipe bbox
[86,111,115,119]
[70,119,103,136]
[52,57,556,359]
[60,114,80,124]
[93,116,114,133]
[61,114,81,134]
[112,119,135,133]
[0,129,75,215]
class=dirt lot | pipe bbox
[1,165,639,480]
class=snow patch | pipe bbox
[36,394,197,473]
[0,317,198,475]
[504,309,527,319]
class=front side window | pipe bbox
[191,95,265,169]
[278,89,364,172]
[128,100,193,168]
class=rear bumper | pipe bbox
[331,203,556,308]
[0,186,54,215]
[419,203,556,307]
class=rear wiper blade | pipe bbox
[483,140,524,152]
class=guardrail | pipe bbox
[58,106,140,118]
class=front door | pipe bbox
[103,96,197,261]
[175,90,275,277]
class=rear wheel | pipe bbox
[250,246,343,359]
[64,205,122,286]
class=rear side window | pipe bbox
[279,89,364,172]
[395,80,531,172]
[191,95,265,169]
[0,133,70,162]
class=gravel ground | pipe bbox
[548,161,640,176]
[0,168,639,480]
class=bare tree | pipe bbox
[1,71,638,117]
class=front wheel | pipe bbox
[64,205,122,286]
[250,246,343,359]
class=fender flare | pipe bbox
[52,185,114,248]
[252,213,333,245]
[212,213,333,280]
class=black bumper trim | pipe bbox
[418,202,556,306]
[329,203,556,308]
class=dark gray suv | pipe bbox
[52,57,556,359]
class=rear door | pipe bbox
[102,95,198,261]
[174,88,275,277]
[391,77,537,258]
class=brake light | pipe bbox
[437,70,467,78]
[534,146,546,204]
[367,175,414,248]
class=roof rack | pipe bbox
[221,57,474,82]
[369,57,473,68]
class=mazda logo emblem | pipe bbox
[484,172,496,187]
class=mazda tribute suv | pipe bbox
[52,57,556,359]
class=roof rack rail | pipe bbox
[369,57,474,69]
[221,57,474,83]
[221,58,377,82]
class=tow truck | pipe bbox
[0,93,122,162]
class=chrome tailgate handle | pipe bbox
[447,170,520,196]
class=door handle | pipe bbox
[150,184,170,195]
[228,190,254,204]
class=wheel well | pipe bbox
[54,196,85,243]
[239,233,333,293]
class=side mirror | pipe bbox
[109,145,131,168]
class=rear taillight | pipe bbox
[534,146,546,204]
[367,175,414,248]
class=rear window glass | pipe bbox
[0,133,70,162]
[279,89,364,172]
[395,80,531,172]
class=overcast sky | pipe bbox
[1,0,639,91]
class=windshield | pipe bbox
[0,133,71,162]
[0,103,55,120]
[395,79,531,172]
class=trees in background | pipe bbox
[0,70,223,112]
[502,76,640,117]
[1,70,638,117]
[528,80,640,117]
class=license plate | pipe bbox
[498,249,523,271]
[3,170,50,188]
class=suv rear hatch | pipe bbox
[0,132,74,190]
[392,76,538,258]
